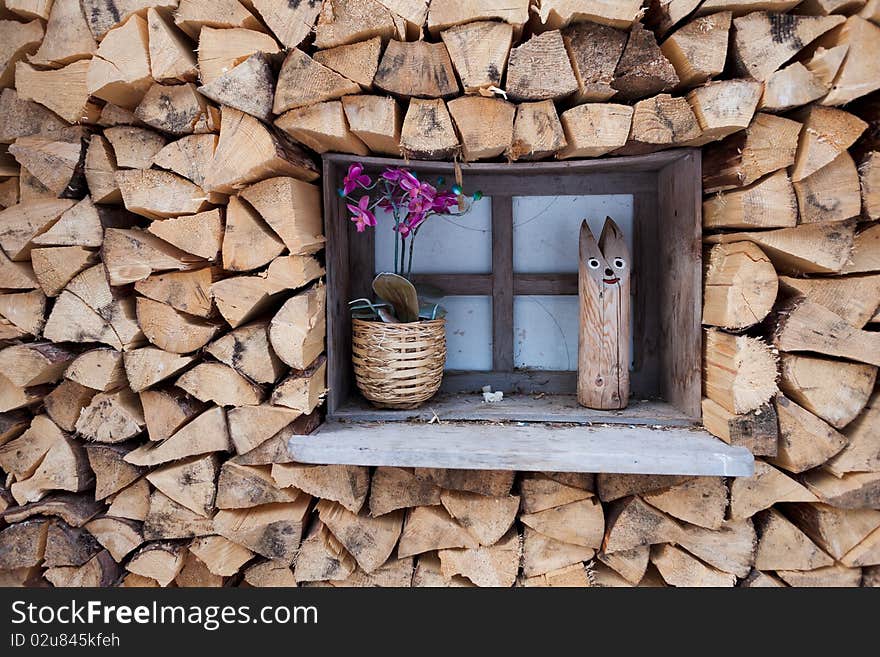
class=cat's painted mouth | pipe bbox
[603,276,619,284]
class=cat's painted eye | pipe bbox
[613,257,626,269]
[588,258,600,269]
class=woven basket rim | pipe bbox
[352,318,446,327]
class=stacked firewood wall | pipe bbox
[0,0,879,587]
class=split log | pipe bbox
[661,12,732,88]
[330,557,414,587]
[43,520,100,568]
[397,506,478,558]
[85,443,145,500]
[199,53,275,122]
[32,247,98,296]
[804,43,850,90]
[104,228,204,286]
[559,21,627,103]
[189,536,253,577]
[134,268,215,320]
[11,434,93,504]
[785,503,880,561]
[0,290,45,339]
[534,0,641,30]
[802,469,880,509]
[146,7,198,83]
[146,454,218,517]
[729,461,818,520]
[33,197,108,249]
[207,322,284,385]
[519,473,592,514]
[15,60,92,124]
[268,284,325,369]
[368,466,442,516]
[411,552,473,587]
[122,573,161,587]
[842,223,880,274]
[701,398,778,456]
[520,498,604,548]
[136,297,221,353]
[440,490,519,546]
[45,550,120,587]
[440,21,513,94]
[522,525,595,578]
[643,477,727,530]
[273,48,360,115]
[84,136,121,204]
[222,196,285,272]
[0,414,64,481]
[115,170,209,221]
[151,135,217,190]
[792,106,867,182]
[703,220,855,274]
[0,410,31,447]
[597,474,692,502]
[144,210,222,266]
[603,496,681,553]
[0,198,77,261]
[126,542,184,586]
[0,89,75,145]
[828,389,880,475]
[8,136,86,198]
[143,490,215,540]
[315,499,402,573]
[176,362,262,406]
[521,563,590,587]
[340,95,402,157]
[505,30,578,102]
[760,62,828,112]
[772,298,880,366]
[272,463,368,514]
[35,381,96,430]
[677,518,756,578]
[703,170,798,229]
[276,101,369,156]
[794,151,862,223]
[134,83,218,136]
[558,104,633,158]
[124,406,230,467]
[861,152,880,220]
[86,15,152,109]
[399,98,459,160]
[776,563,862,587]
[2,493,102,528]
[778,353,876,429]
[244,559,298,587]
[252,0,322,48]
[226,404,300,454]
[374,40,459,99]
[447,97,515,161]
[611,22,679,102]
[216,462,298,509]
[240,177,323,256]
[197,26,279,89]
[731,11,844,81]
[685,79,764,146]
[754,508,834,570]
[104,127,166,170]
[742,569,786,587]
[702,242,778,330]
[107,479,150,521]
[229,412,320,465]
[415,468,514,497]
[770,395,847,473]
[702,113,802,192]
[596,546,649,584]
[205,107,318,194]
[621,93,701,152]
[0,251,38,290]
[75,389,144,444]
[438,528,521,587]
[0,19,43,88]
[818,16,880,106]
[703,329,778,415]
[140,388,205,443]
[314,0,402,49]
[651,544,737,587]
[0,343,75,387]
[84,517,143,562]
[174,0,264,39]
[840,526,880,567]
[214,498,311,563]
[427,0,529,35]
[509,100,567,161]
[210,275,281,329]
[0,374,50,412]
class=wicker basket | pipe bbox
[351,318,446,409]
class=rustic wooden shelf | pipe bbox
[288,420,754,477]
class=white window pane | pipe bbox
[513,195,634,273]
[514,295,579,371]
[443,296,493,371]
[374,196,493,274]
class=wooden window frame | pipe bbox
[323,150,703,422]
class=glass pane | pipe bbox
[512,195,634,273]
[514,295,579,371]
[374,196,493,274]
[443,296,493,371]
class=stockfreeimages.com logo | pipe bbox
[11,600,318,632]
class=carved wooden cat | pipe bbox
[578,217,631,410]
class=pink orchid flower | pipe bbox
[347,195,376,233]
[343,163,371,195]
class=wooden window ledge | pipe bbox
[289,397,754,476]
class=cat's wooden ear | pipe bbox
[579,219,605,271]
[599,216,630,269]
